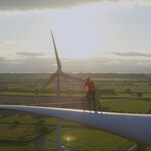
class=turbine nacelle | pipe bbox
[56,69,63,76]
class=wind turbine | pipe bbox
[0,31,151,149]
[35,30,84,151]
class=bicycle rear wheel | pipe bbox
[93,100,101,111]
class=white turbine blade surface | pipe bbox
[35,74,56,96]
[51,30,61,70]
[62,73,85,82]
[0,105,151,145]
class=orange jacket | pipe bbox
[83,80,96,92]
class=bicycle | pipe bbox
[82,95,101,111]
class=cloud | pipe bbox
[1,51,151,73]
[0,0,121,12]
[0,0,150,12]
[0,41,6,44]
[108,51,151,57]
[17,51,47,57]
[0,56,7,62]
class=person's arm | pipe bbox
[82,82,86,93]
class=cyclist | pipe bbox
[82,77,96,103]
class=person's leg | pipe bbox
[86,91,91,100]
[91,91,96,102]
[89,91,96,106]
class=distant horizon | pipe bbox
[0,72,151,74]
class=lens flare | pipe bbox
[63,136,76,142]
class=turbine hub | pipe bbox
[56,69,63,75]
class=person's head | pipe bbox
[86,76,90,81]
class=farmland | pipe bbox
[0,109,136,151]
[1,73,151,98]
[0,73,151,150]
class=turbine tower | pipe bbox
[35,30,84,151]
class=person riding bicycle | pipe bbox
[82,77,96,103]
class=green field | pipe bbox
[101,99,151,113]
[48,128,134,151]
[0,73,151,150]
[1,73,151,97]
[0,109,135,151]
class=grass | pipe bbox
[101,99,151,113]
[0,110,57,150]
[48,128,134,151]
[0,142,50,151]
[0,124,37,141]
[0,109,135,151]
[0,91,35,96]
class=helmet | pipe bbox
[86,76,90,81]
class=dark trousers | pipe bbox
[86,91,96,102]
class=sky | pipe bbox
[0,0,151,73]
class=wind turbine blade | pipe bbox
[0,105,151,146]
[51,30,62,70]
[62,73,85,82]
[35,74,56,96]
